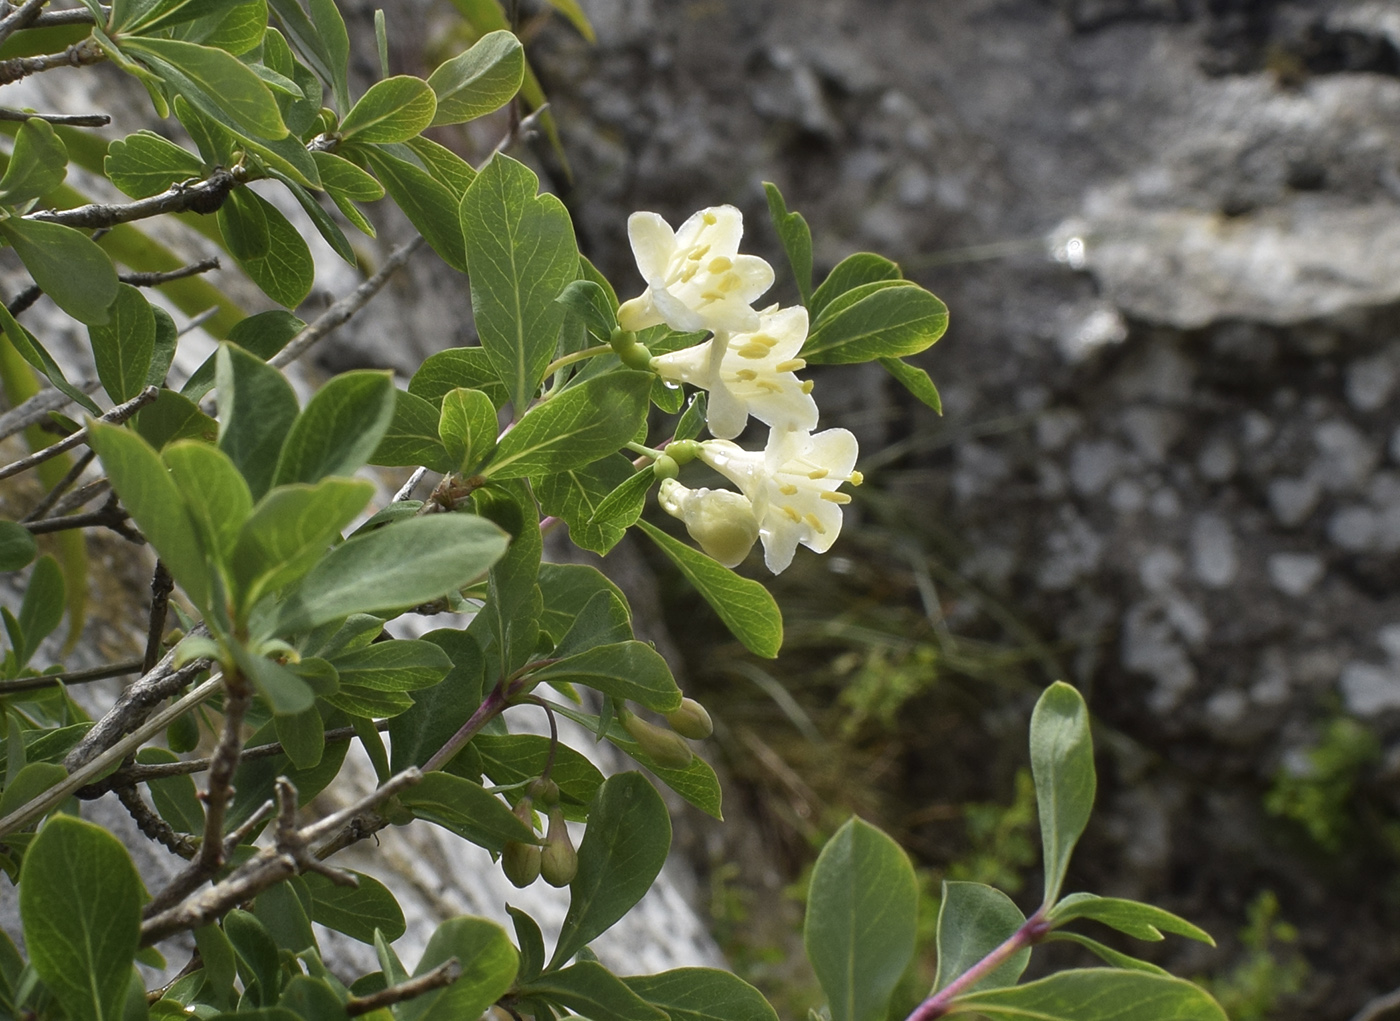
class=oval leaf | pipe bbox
[338,75,437,142]
[933,882,1029,994]
[1031,682,1095,907]
[427,30,524,126]
[950,969,1228,1021]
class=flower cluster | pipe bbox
[620,205,862,574]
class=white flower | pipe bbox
[617,205,775,334]
[650,305,819,440]
[658,478,760,568]
[699,427,862,574]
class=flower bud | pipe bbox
[652,454,680,480]
[622,712,694,770]
[502,840,541,887]
[665,697,714,740]
[665,440,702,465]
[529,778,560,805]
[658,479,759,568]
[540,806,578,887]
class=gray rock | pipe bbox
[1267,553,1326,597]
[1340,661,1400,717]
[1190,513,1238,589]
[1268,476,1322,528]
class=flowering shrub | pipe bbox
[0,2,1225,1021]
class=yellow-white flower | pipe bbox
[658,478,760,568]
[650,305,819,440]
[617,205,775,334]
[699,427,862,574]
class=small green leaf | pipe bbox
[933,882,1029,994]
[1047,894,1214,945]
[360,145,466,271]
[0,299,99,411]
[0,521,37,572]
[1030,682,1096,907]
[636,520,782,659]
[1044,932,1170,975]
[327,639,452,692]
[461,154,579,411]
[809,253,902,319]
[303,870,406,944]
[535,455,639,555]
[549,590,631,660]
[229,641,315,716]
[475,733,604,819]
[134,389,217,451]
[0,217,118,324]
[224,909,281,1006]
[183,311,304,403]
[87,422,209,610]
[210,343,300,500]
[404,136,477,195]
[0,118,68,205]
[270,514,508,634]
[804,817,917,1021]
[147,307,177,387]
[550,772,671,969]
[427,30,524,126]
[439,387,499,474]
[18,555,64,663]
[274,370,395,486]
[339,75,436,142]
[272,171,356,265]
[673,392,708,443]
[253,878,316,951]
[538,562,631,642]
[20,816,143,1021]
[398,918,518,1021]
[879,356,942,414]
[369,388,452,472]
[530,642,681,713]
[89,285,156,404]
[136,748,204,834]
[410,347,507,408]
[555,279,618,342]
[306,0,350,112]
[123,37,288,140]
[387,630,484,773]
[163,440,253,570]
[0,760,66,818]
[104,130,205,199]
[763,182,813,305]
[192,924,236,1005]
[509,906,545,982]
[483,371,652,479]
[277,976,344,1021]
[312,150,384,200]
[804,282,948,365]
[519,962,667,1021]
[273,705,324,769]
[624,969,779,1021]
[217,188,315,309]
[949,969,1228,1021]
[398,771,535,852]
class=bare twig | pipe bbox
[178,307,219,336]
[346,960,462,1016]
[0,0,50,46]
[0,385,158,482]
[121,258,220,287]
[393,465,428,502]
[0,656,142,695]
[114,783,197,860]
[492,103,548,156]
[0,36,105,86]
[30,5,103,27]
[1351,987,1400,1021]
[0,381,98,442]
[25,491,141,541]
[143,561,173,673]
[47,476,108,517]
[196,671,252,876]
[270,235,425,368]
[0,108,107,126]
[26,169,236,230]
[22,447,94,521]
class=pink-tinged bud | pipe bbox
[665,697,713,740]
[622,712,694,770]
[540,806,578,887]
[529,778,561,805]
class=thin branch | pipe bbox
[178,306,218,336]
[1351,987,1400,1021]
[0,385,158,482]
[47,476,108,517]
[904,912,1052,1021]
[121,258,221,287]
[0,36,105,86]
[0,108,107,126]
[269,235,425,368]
[392,465,428,502]
[21,447,93,521]
[0,0,50,46]
[26,169,237,230]
[114,783,197,860]
[0,657,142,695]
[346,960,462,1016]
[0,381,98,442]
[143,561,173,673]
[196,671,251,876]
[25,491,141,541]
[30,5,103,27]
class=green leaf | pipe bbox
[1030,681,1095,907]
[933,882,1029,994]
[230,477,375,610]
[475,733,604,819]
[104,130,205,199]
[277,976,345,1021]
[461,154,579,411]
[217,188,315,308]
[87,422,209,611]
[555,279,618,342]
[88,285,156,405]
[804,817,917,1021]
[520,962,667,1021]
[550,772,671,969]
[273,705,324,769]
[147,307,177,387]
[547,590,630,660]
[163,440,253,570]
[404,136,477,196]
[339,76,436,142]
[136,748,204,834]
[948,969,1228,1021]
[253,878,316,951]
[272,171,356,265]
[192,924,237,1006]
[181,0,267,54]
[624,969,779,1021]
[0,217,117,324]
[879,356,942,414]
[543,0,595,40]
[18,555,65,663]
[509,906,546,982]
[183,310,304,403]
[636,520,782,658]
[134,389,217,451]
[228,724,348,829]
[439,387,499,474]
[303,870,406,944]
[803,282,948,365]
[673,392,708,443]
[534,455,638,555]
[387,630,484,773]
[273,370,395,486]
[270,514,508,634]
[427,30,525,126]
[483,371,651,479]
[399,771,535,852]
[1044,933,1169,975]
[118,0,244,33]
[537,563,631,642]
[368,388,451,472]
[312,150,384,200]
[360,145,467,271]
[0,118,67,205]
[0,760,66,818]
[223,909,280,1005]
[327,639,452,692]
[214,343,300,498]
[123,37,288,140]
[530,642,681,713]
[19,816,143,1021]
[809,253,902,319]
[398,918,518,1021]
[0,299,99,412]
[0,520,37,571]
[229,641,315,715]
[1047,894,1214,945]
[763,182,813,305]
[410,347,507,408]
[306,0,350,111]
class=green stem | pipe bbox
[542,344,611,379]
[625,440,666,460]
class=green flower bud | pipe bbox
[502,840,542,887]
[665,440,702,465]
[529,778,560,805]
[166,712,200,753]
[652,454,680,480]
[540,806,578,887]
[622,712,694,770]
[665,697,713,740]
[619,341,655,370]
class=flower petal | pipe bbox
[628,211,677,282]
[618,291,665,332]
[674,204,744,256]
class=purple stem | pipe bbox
[422,686,507,773]
[904,912,1051,1021]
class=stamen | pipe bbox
[782,506,802,522]
[702,211,718,225]
[748,333,778,347]
[807,469,829,479]
[756,381,782,393]
[779,483,798,495]
[699,291,726,301]
[804,513,827,534]
[687,243,711,261]
[679,264,699,282]
[708,256,732,273]
[801,380,815,394]
[734,369,758,381]
[735,343,768,359]
[820,491,852,504]
[848,471,864,486]
[773,358,806,372]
